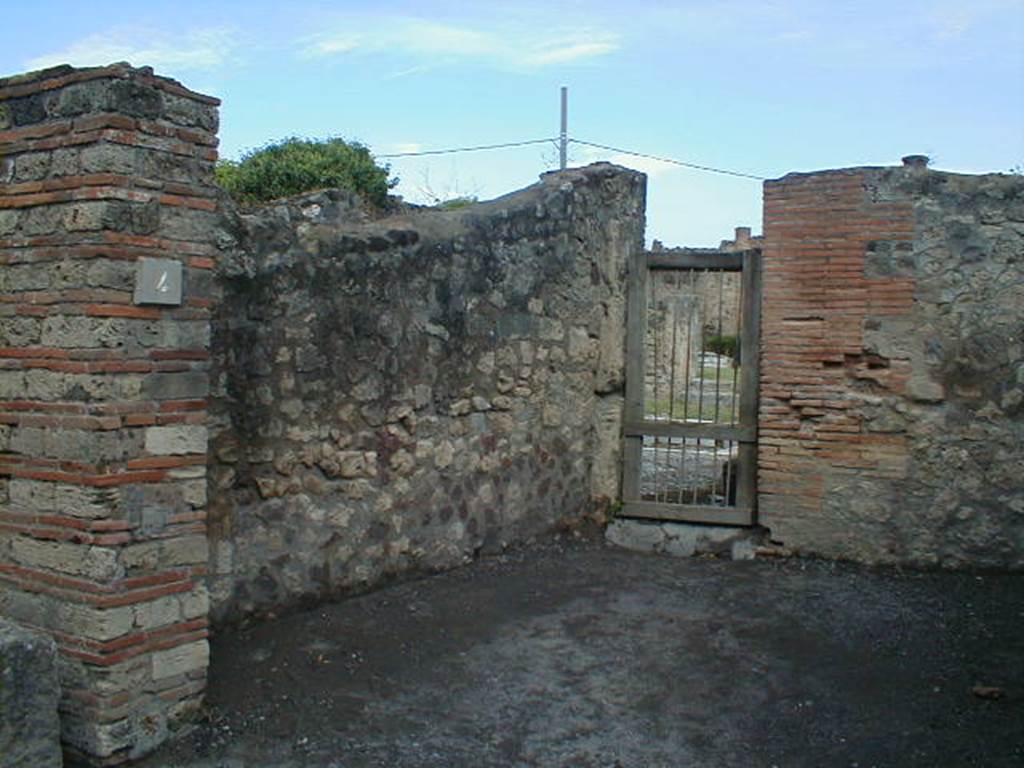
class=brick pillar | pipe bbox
[759,168,917,558]
[0,64,219,763]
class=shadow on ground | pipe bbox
[143,539,1024,768]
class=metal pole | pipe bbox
[559,86,568,170]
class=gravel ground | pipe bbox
[141,535,1024,768]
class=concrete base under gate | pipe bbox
[606,517,766,560]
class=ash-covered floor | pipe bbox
[142,538,1024,768]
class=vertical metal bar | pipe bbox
[692,270,709,505]
[666,297,680,502]
[736,251,761,518]
[695,270,707,425]
[723,438,735,507]
[622,249,647,503]
[713,270,725,423]
[711,271,726,503]
[681,271,694,422]
[559,86,568,171]
[668,298,679,421]
[651,276,663,500]
[678,272,694,503]
[729,271,740,427]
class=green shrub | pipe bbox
[215,137,396,206]
[435,195,478,210]
[704,333,740,363]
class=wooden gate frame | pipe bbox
[621,249,761,525]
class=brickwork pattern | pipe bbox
[759,166,1024,566]
[0,65,218,763]
[759,169,916,555]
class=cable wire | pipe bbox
[373,135,767,181]
[376,138,557,158]
[569,139,767,181]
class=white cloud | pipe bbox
[929,7,975,40]
[384,64,434,80]
[524,41,620,66]
[26,26,240,73]
[301,17,619,70]
[399,22,494,57]
[305,37,359,57]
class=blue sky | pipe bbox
[3,1,1023,246]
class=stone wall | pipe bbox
[759,160,1024,567]
[206,165,645,620]
[0,618,62,767]
[0,65,218,763]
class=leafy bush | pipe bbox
[704,333,740,363]
[435,195,478,210]
[215,137,396,206]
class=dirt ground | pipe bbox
[143,536,1024,768]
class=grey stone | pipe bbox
[80,142,137,175]
[605,519,666,551]
[145,425,208,455]
[141,371,209,400]
[0,618,62,768]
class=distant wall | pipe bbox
[206,165,645,620]
[760,161,1024,567]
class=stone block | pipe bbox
[151,639,209,680]
[141,371,209,400]
[605,519,665,551]
[0,618,62,768]
[180,585,210,621]
[145,425,208,455]
[80,142,138,175]
[10,537,122,581]
[0,209,19,235]
[132,596,182,630]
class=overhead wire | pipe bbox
[374,136,767,181]
[569,139,767,181]
[376,138,557,158]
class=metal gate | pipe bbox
[621,248,760,525]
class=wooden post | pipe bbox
[735,249,761,518]
[621,249,648,502]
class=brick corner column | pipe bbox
[0,63,220,763]
[758,167,916,558]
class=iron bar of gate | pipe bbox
[692,270,708,505]
[712,271,726,503]
[651,276,663,501]
[678,270,695,501]
[666,296,681,502]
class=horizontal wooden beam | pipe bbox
[646,251,745,271]
[623,420,756,443]
[620,501,754,526]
